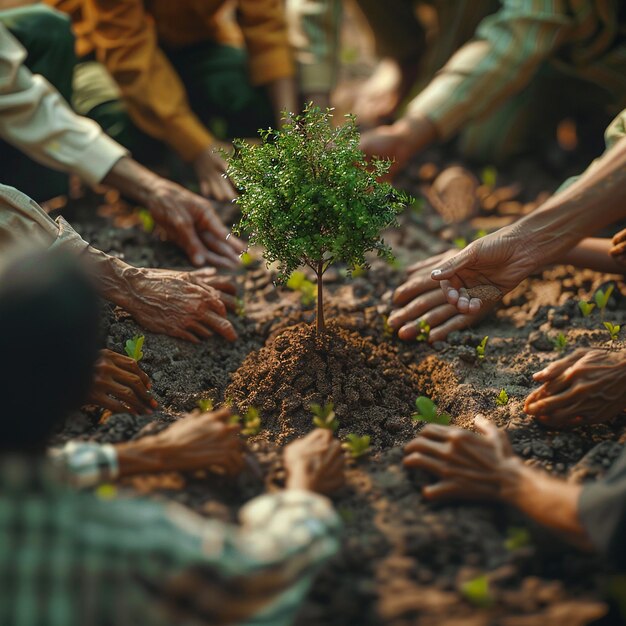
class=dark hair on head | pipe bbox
[0,249,101,452]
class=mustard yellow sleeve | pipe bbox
[86,0,213,161]
[237,0,295,86]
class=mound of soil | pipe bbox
[226,322,422,446]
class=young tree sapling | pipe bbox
[227,105,408,335]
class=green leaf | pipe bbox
[242,406,261,436]
[551,333,568,352]
[461,575,494,608]
[578,300,595,317]
[241,251,255,267]
[412,397,451,425]
[504,527,531,551]
[594,284,614,310]
[603,321,620,341]
[311,402,338,431]
[137,208,154,233]
[481,166,497,188]
[342,434,371,458]
[197,398,214,412]
[453,237,467,249]
[416,319,430,342]
[476,336,488,359]
[124,335,144,362]
[495,389,509,406]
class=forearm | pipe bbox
[115,436,167,476]
[560,238,626,274]
[101,156,159,206]
[503,460,592,551]
[512,137,626,267]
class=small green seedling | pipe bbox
[286,270,317,306]
[461,575,494,609]
[594,284,614,317]
[481,165,497,188]
[197,398,214,412]
[476,336,488,360]
[411,396,451,425]
[342,434,371,459]
[473,229,489,240]
[416,319,430,342]
[504,527,531,551]
[124,335,145,362]
[137,208,154,233]
[552,332,568,353]
[231,406,262,436]
[240,251,255,267]
[311,402,339,431]
[578,300,595,317]
[382,315,394,339]
[495,389,509,406]
[453,237,467,249]
[604,321,621,342]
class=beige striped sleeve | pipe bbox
[407,0,574,139]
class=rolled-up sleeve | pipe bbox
[0,24,127,184]
[49,441,119,488]
[407,0,572,139]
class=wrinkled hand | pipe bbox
[121,266,238,342]
[525,348,626,428]
[609,228,626,265]
[86,348,155,415]
[389,250,492,342]
[193,143,237,202]
[284,429,345,494]
[431,226,539,314]
[403,415,519,501]
[148,407,245,475]
[146,178,244,268]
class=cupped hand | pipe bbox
[525,348,626,428]
[146,178,244,268]
[193,142,237,202]
[430,226,539,314]
[86,348,155,415]
[120,266,238,342]
[284,429,345,495]
[148,407,245,475]
[390,250,492,342]
[403,415,518,501]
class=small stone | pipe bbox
[528,330,553,351]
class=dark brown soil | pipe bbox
[227,322,422,446]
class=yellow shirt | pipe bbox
[48,0,295,161]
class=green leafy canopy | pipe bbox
[226,105,409,282]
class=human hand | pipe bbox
[403,415,521,501]
[389,250,492,342]
[430,226,539,314]
[86,348,156,415]
[609,228,626,265]
[284,429,345,494]
[525,348,626,428]
[146,178,244,268]
[119,266,238,342]
[193,142,237,201]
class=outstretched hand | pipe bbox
[525,348,626,428]
[430,227,539,314]
[146,177,244,268]
[389,250,492,342]
[403,415,519,501]
[193,142,238,202]
[120,267,238,342]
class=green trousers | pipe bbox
[0,4,76,201]
[81,41,274,169]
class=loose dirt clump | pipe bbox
[227,322,422,446]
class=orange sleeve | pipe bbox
[85,0,213,161]
[237,0,295,86]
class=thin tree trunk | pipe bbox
[316,261,325,335]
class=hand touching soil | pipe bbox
[146,177,244,268]
[390,250,492,342]
[193,142,237,202]
[284,429,345,494]
[609,228,626,265]
[403,415,520,501]
[86,349,155,415]
[119,267,238,342]
[525,348,626,428]
[116,407,245,477]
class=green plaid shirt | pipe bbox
[0,450,341,626]
[408,0,626,138]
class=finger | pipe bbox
[406,253,447,275]
[186,321,214,340]
[113,369,155,410]
[427,313,478,343]
[173,220,215,268]
[525,385,581,417]
[404,425,454,452]
[108,352,152,389]
[431,247,473,281]
[473,415,500,442]
[201,275,237,295]
[199,234,240,268]
[200,231,242,265]
[172,329,201,344]
[439,278,463,306]
[219,293,238,312]
[193,310,238,342]
[91,394,134,416]
[107,381,154,414]
[423,480,498,502]
[392,273,443,307]
[389,289,446,328]
[532,350,585,382]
